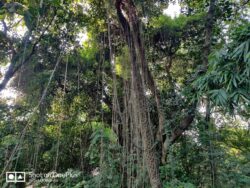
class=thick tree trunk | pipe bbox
[115,0,162,187]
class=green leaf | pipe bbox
[244,40,250,62]
[23,10,33,30]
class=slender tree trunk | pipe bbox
[203,0,216,67]
[203,0,218,187]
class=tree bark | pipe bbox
[203,0,216,68]
[115,0,162,187]
[203,0,218,187]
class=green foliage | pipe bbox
[84,125,122,188]
[115,46,130,79]
[194,22,250,111]
[163,179,196,188]
[151,15,188,29]
[0,0,250,187]
[217,127,250,188]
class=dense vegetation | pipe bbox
[0,0,249,187]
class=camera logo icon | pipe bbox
[6,172,26,183]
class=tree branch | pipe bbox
[170,107,196,144]
[0,14,56,91]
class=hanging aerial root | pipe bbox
[0,54,62,179]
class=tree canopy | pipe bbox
[0,0,249,188]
